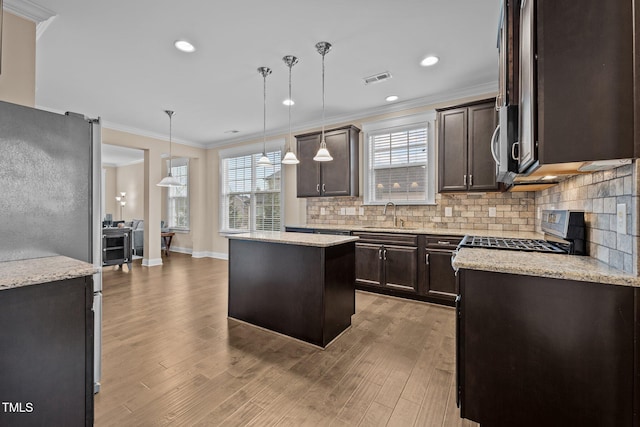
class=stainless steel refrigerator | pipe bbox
[0,100,103,393]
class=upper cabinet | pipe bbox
[296,125,360,198]
[438,99,499,192]
[513,0,637,174]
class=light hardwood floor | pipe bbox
[96,253,477,426]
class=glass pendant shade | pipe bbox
[257,67,273,167]
[157,175,182,187]
[157,110,183,187]
[282,150,300,164]
[314,41,333,162]
[257,154,272,166]
[313,143,333,161]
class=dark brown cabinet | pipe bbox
[513,0,637,175]
[438,100,498,192]
[354,232,418,294]
[458,269,637,426]
[296,125,360,197]
[424,236,461,303]
[0,276,94,426]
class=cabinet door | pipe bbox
[296,134,321,197]
[383,245,418,293]
[438,108,468,192]
[355,243,383,286]
[321,128,356,197]
[425,249,457,301]
[468,102,499,191]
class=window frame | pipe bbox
[362,111,436,205]
[218,139,285,234]
[166,157,190,231]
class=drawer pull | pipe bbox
[437,241,451,245]
[425,253,430,265]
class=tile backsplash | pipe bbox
[306,161,639,275]
[306,192,536,232]
[535,162,639,274]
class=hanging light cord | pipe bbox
[321,50,326,146]
[263,71,267,155]
[288,63,293,150]
[167,110,174,176]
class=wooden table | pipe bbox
[161,232,175,256]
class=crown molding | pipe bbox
[4,0,56,22]
[203,80,498,149]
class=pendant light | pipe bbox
[257,67,273,167]
[313,41,333,162]
[282,55,300,165]
[157,110,182,187]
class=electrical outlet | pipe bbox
[445,207,452,217]
[617,203,627,234]
[359,207,364,216]
[346,207,356,215]
[320,207,326,215]
[340,208,346,215]
[488,207,497,217]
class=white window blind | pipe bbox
[167,158,189,229]
[220,149,282,232]
[364,113,435,204]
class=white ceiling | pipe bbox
[26,0,500,148]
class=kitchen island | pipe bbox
[227,231,358,347]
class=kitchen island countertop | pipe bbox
[226,231,359,247]
[452,247,640,287]
[0,256,98,291]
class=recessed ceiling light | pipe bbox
[283,99,295,106]
[174,40,196,53]
[420,55,439,67]
[385,95,399,102]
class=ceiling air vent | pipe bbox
[363,71,392,85]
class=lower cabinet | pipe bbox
[0,276,94,426]
[424,236,461,303]
[354,232,459,306]
[354,233,419,294]
[458,269,637,426]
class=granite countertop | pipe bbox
[0,256,99,291]
[286,224,544,240]
[452,248,640,288]
[226,231,359,247]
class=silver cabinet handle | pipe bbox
[322,183,326,192]
[316,184,320,193]
[437,241,450,245]
[463,175,467,186]
[378,248,383,260]
[383,248,387,261]
[469,175,473,186]
[425,253,430,265]
[490,124,500,165]
[511,142,520,161]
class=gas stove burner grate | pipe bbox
[459,236,568,254]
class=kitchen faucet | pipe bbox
[383,202,397,227]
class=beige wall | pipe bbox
[0,12,35,106]
[115,162,144,221]
[103,166,117,220]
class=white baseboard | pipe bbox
[170,246,192,255]
[142,258,163,267]
[192,251,228,260]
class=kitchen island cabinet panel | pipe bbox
[458,269,635,427]
[228,236,355,347]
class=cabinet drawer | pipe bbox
[352,232,418,246]
[425,235,462,249]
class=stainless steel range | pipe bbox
[459,210,586,255]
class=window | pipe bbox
[219,142,283,233]
[166,158,189,229]
[363,112,436,205]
